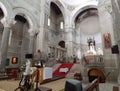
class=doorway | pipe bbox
[88,68,106,83]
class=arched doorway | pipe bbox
[57,41,66,59]
[88,68,106,83]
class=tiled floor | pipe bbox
[0,78,119,91]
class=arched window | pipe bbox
[48,18,50,26]
[60,21,64,29]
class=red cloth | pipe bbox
[8,69,18,78]
[53,63,73,77]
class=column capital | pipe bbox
[28,28,36,37]
[1,17,16,28]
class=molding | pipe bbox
[12,7,39,34]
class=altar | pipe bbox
[38,67,53,83]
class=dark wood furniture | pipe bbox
[82,78,99,91]
[74,73,82,81]
[113,86,119,91]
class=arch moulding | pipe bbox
[71,5,98,26]
[50,0,66,21]
[13,7,39,35]
[0,0,13,19]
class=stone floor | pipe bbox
[99,83,120,91]
[0,78,119,91]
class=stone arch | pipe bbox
[13,7,39,34]
[50,0,65,21]
[72,5,98,25]
[88,68,106,83]
[0,0,13,18]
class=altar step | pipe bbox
[41,76,65,84]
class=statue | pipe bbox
[87,37,96,50]
[87,37,96,55]
[23,59,31,75]
[15,59,32,91]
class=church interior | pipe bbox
[0,0,120,91]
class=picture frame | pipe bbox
[103,33,112,48]
[12,57,18,64]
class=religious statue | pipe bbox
[23,59,31,75]
[87,37,96,55]
[87,37,96,50]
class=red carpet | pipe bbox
[53,63,74,77]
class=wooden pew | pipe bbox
[82,78,99,91]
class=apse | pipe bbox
[75,8,102,56]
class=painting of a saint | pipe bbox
[103,33,112,48]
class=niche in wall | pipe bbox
[58,41,65,48]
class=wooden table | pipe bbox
[39,86,52,91]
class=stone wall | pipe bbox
[111,0,120,82]
[98,0,118,81]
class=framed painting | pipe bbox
[11,57,18,64]
[103,33,112,48]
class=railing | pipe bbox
[82,79,99,91]
[83,55,104,67]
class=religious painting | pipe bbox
[103,33,112,48]
[12,57,18,64]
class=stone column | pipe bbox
[28,36,34,54]
[0,18,15,70]
[76,30,81,60]
[36,0,46,52]
[65,26,73,59]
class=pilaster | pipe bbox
[36,0,46,52]
[28,29,36,54]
